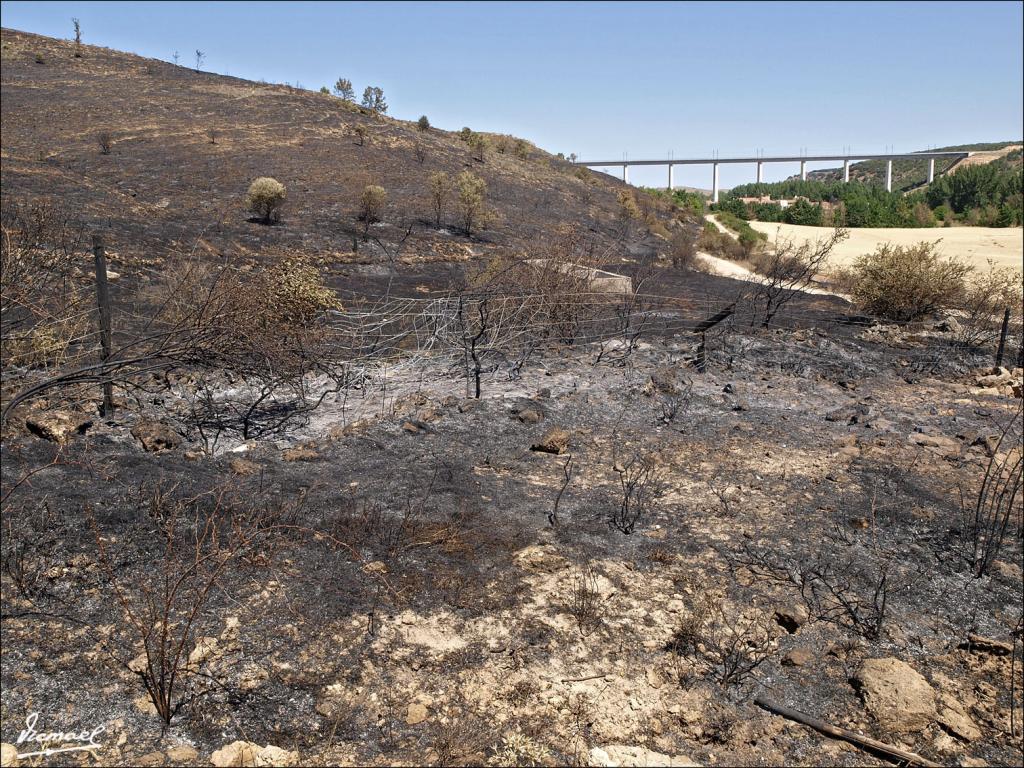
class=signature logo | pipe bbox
[15,712,106,758]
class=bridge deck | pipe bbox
[577,151,970,167]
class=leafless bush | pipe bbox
[206,128,218,144]
[609,453,661,534]
[353,124,367,146]
[413,141,426,164]
[668,594,774,687]
[568,566,601,636]
[2,244,345,439]
[656,378,693,426]
[429,704,493,766]
[955,265,1023,349]
[549,456,574,526]
[961,402,1023,577]
[89,483,302,723]
[736,544,891,641]
[97,131,113,155]
[1,202,91,377]
[747,228,847,327]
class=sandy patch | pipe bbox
[746,221,1023,272]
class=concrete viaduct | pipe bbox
[573,151,971,203]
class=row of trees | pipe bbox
[722,163,1022,228]
[320,78,388,114]
[245,171,489,234]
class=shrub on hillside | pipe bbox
[670,231,698,269]
[428,172,451,227]
[456,171,487,235]
[246,177,286,224]
[359,185,387,232]
[417,115,430,131]
[849,242,972,322]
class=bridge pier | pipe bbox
[885,159,893,192]
[800,160,807,181]
[623,164,629,184]
[712,163,720,204]
[668,164,674,191]
[843,159,850,182]
[927,158,935,184]
[757,161,764,183]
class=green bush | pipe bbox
[246,177,286,224]
[417,115,430,131]
[849,242,972,321]
[715,211,767,247]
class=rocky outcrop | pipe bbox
[852,658,936,734]
[25,410,92,443]
[131,419,181,452]
[209,742,297,767]
[530,426,570,454]
[589,745,700,767]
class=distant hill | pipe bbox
[0,27,660,300]
[804,141,1023,191]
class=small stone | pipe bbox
[517,407,544,424]
[136,752,165,767]
[282,443,318,461]
[229,458,260,475]
[531,426,570,454]
[646,667,665,689]
[131,419,181,452]
[782,648,813,667]
[166,745,199,763]
[406,702,429,725]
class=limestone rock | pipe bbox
[166,745,199,763]
[0,743,18,768]
[131,420,181,452]
[908,431,960,457]
[853,658,936,734]
[517,406,545,424]
[589,744,700,767]
[649,367,680,395]
[210,742,298,767]
[960,634,1013,656]
[25,410,92,443]
[773,603,808,633]
[406,702,429,725]
[229,458,260,475]
[281,443,318,461]
[782,647,814,667]
[531,426,570,454]
[936,693,981,741]
[976,367,1011,388]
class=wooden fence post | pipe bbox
[92,234,115,417]
[995,307,1010,369]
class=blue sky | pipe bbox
[2,1,1022,188]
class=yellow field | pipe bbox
[746,221,1024,273]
